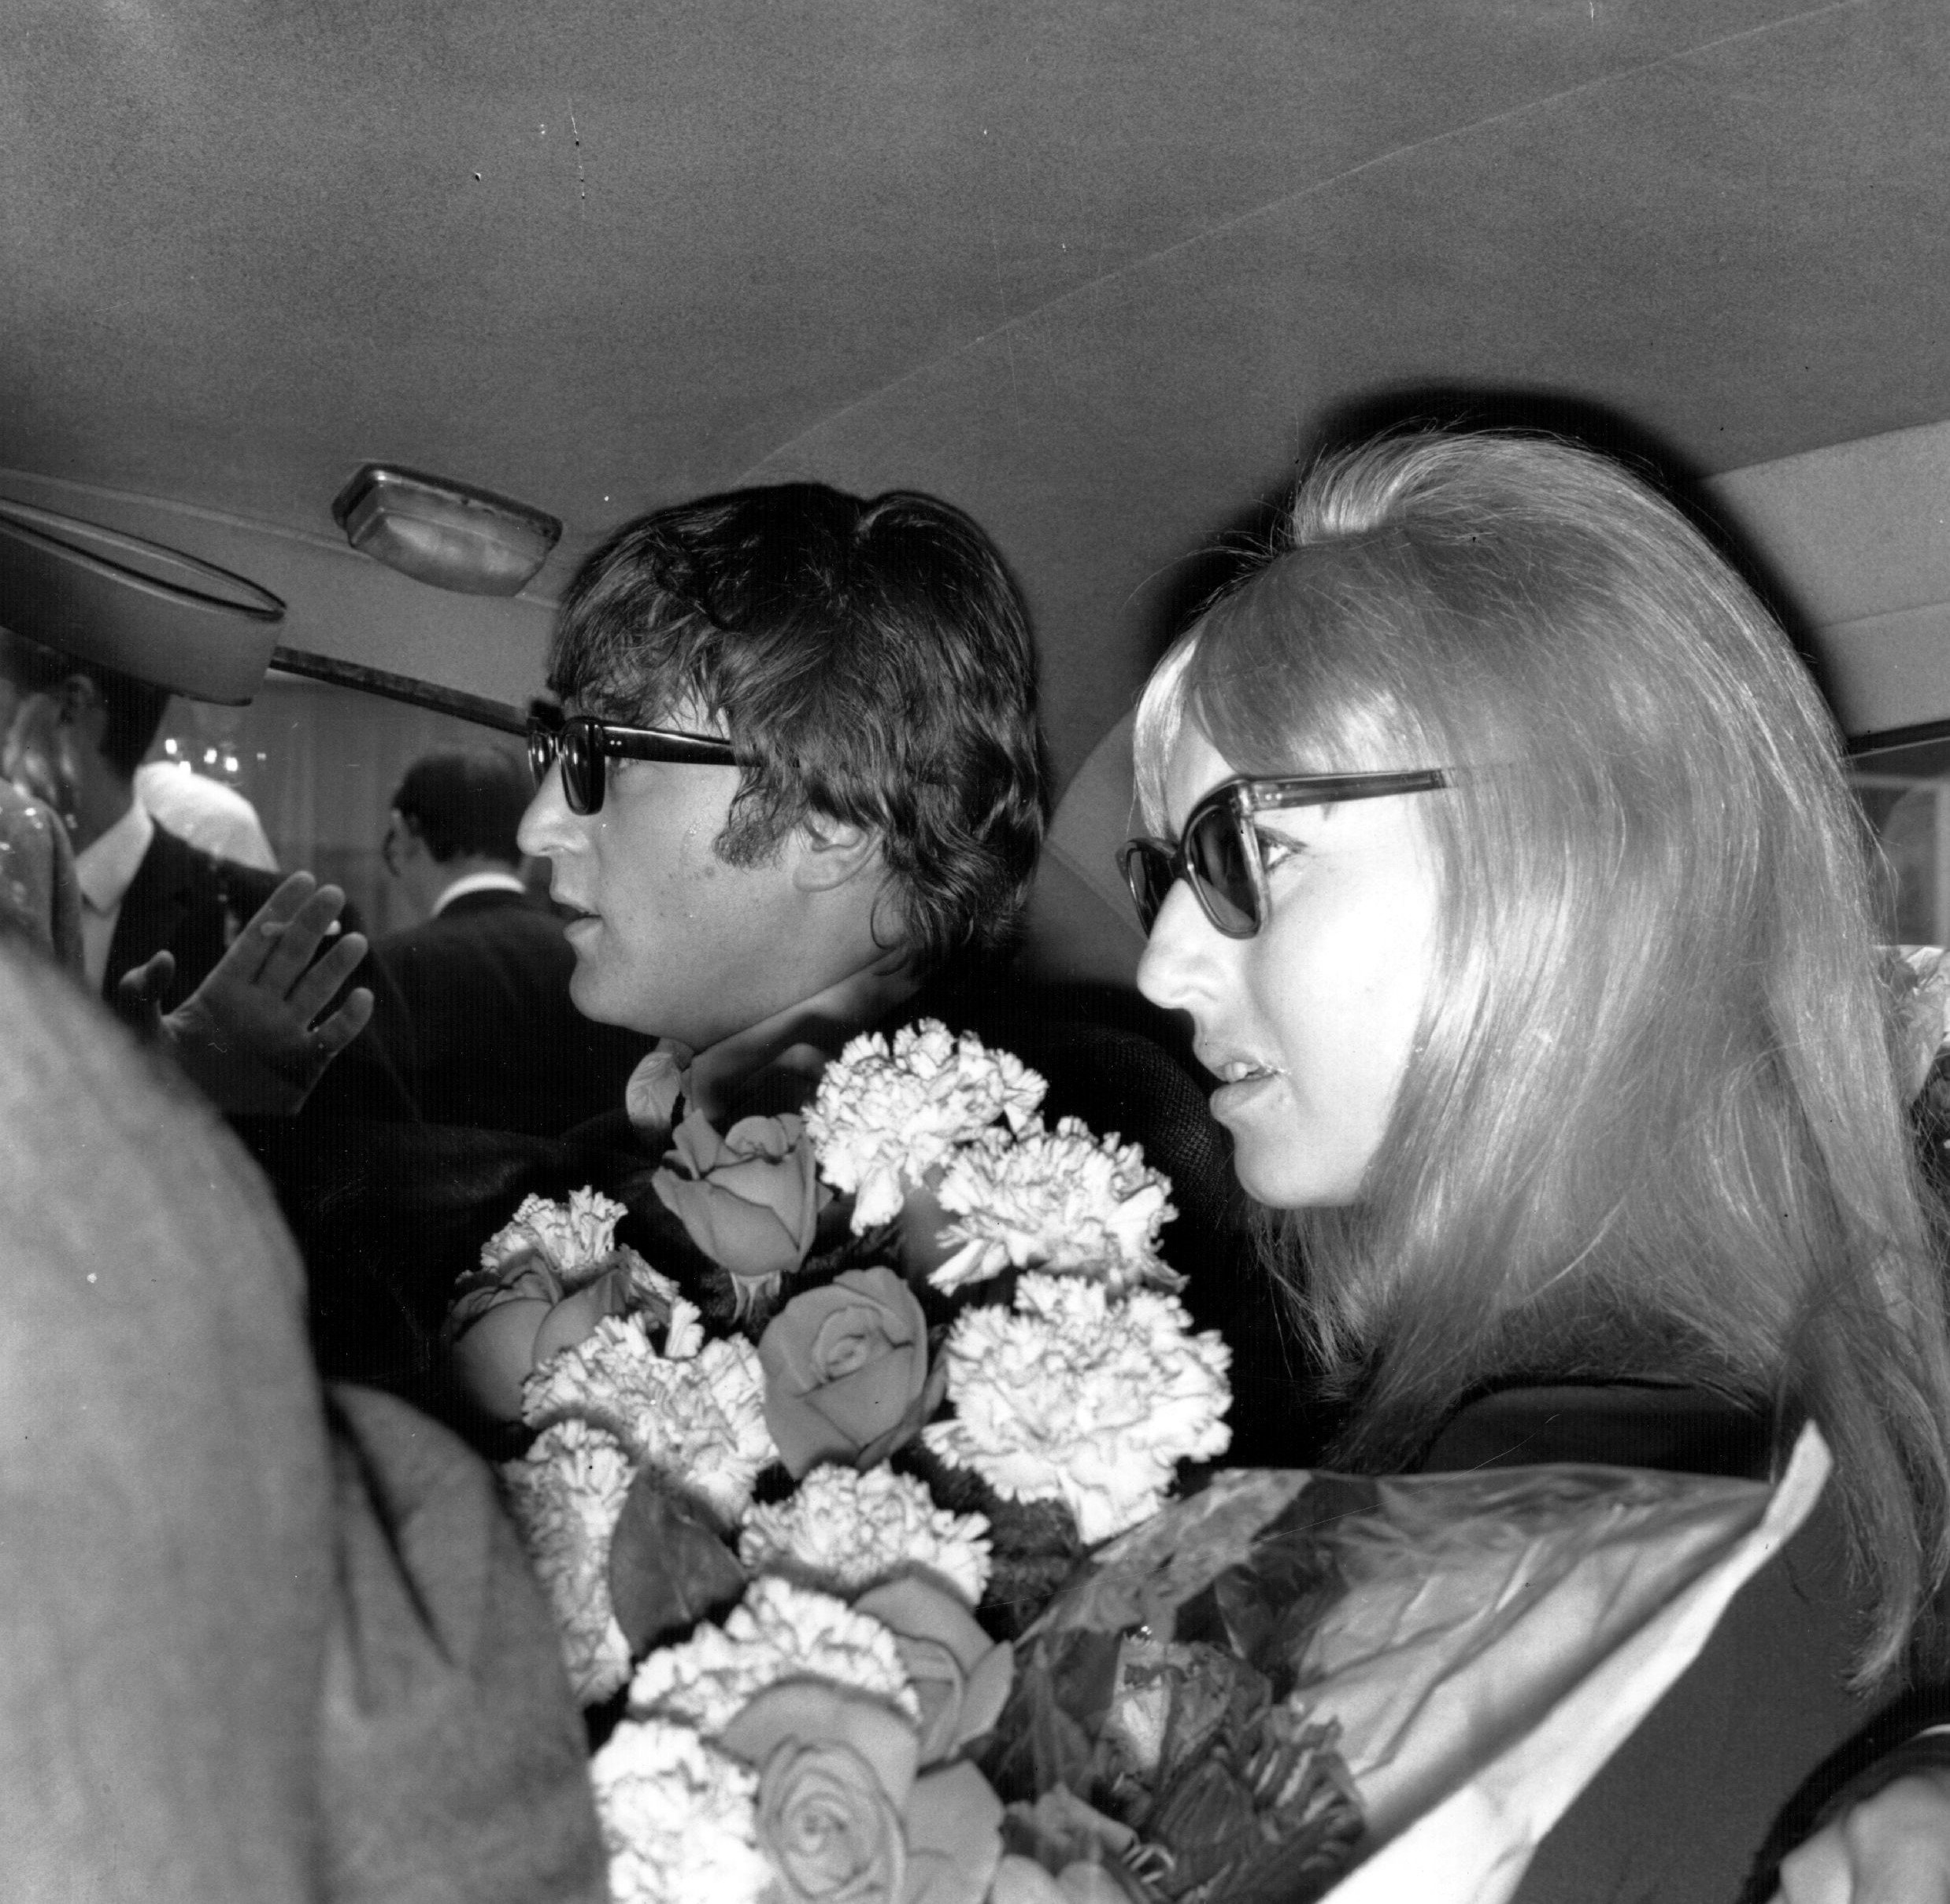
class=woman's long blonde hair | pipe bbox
[1135,431,1950,1684]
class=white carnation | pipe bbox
[738,1464,993,1605]
[627,1575,918,1736]
[663,1293,706,1360]
[524,1316,775,1524]
[930,1117,1181,1296]
[807,1019,1046,1229]
[923,1274,1232,1544]
[480,1186,681,1313]
[499,1418,636,1704]
[593,1717,769,1904]
[482,1186,623,1278]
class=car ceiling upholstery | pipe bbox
[5,0,1948,788]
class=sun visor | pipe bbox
[0,501,283,704]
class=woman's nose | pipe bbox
[1135,878,1212,1012]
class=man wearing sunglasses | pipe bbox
[442,482,1045,1418]
[516,479,1045,1136]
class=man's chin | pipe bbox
[564,963,622,1027]
[566,967,668,1041]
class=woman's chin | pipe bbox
[1229,1126,1367,1211]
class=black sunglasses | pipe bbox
[527,711,738,816]
[1118,768,1449,938]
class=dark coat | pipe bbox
[103,822,283,1011]
[1422,1385,1948,1904]
[341,887,653,1137]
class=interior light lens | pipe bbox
[331,464,561,597]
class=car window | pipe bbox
[145,670,535,940]
[1851,732,1950,947]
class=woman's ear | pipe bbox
[791,811,885,892]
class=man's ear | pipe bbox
[57,675,107,745]
[791,812,884,893]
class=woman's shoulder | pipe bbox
[1419,1381,1921,1904]
[1417,1380,1774,1479]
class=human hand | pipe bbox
[111,947,179,1044]
[1771,1768,1950,1904]
[147,871,374,1115]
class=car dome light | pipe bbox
[331,464,561,596]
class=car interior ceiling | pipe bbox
[6,2,1950,1098]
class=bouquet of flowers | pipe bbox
[455,1021,1828,1904]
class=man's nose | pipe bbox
[516,761,577,856]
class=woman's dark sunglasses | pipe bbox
[527,712,738,816]
[1119,768,1449,938]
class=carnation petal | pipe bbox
[926,1275,1231,1544]
[591,1718,769,1904]
[739,1468,992,1605]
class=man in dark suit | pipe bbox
[349,748,652,1133]
[1,628,407,1116]
[0,628,282,1009]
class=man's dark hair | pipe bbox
[545,483,1048,970]
[0,632,170,779]
[393,748,531,864]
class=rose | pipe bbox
[759,1267,933,1477]
[897,1762,1005,1904]
[988,1858,1130,1904]
[531,1261,641,1364]
[720,1680,1003,1904]
[854,1574,1013,1765]
[446,1244,664,1422]
[991,1791,1145,1904]
[723,1683,914,1902]
[654,1110,830,1311]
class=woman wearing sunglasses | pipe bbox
[1127,429,1950,1902]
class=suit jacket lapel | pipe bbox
[102,829,196,1001]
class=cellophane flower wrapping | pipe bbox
[457,1021,1830,1904]
[1004,1426,1828,1903]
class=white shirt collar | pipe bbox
[73,797,154,916]
[624,949,919,1139]
[431,868,529,916]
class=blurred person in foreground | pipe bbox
[329,747,651,1133]
[0,930,604,1902]
[0,772,80,969]
[1126,427,1950,1902]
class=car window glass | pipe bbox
[146,670,534,939]
[1851,734,1950,947]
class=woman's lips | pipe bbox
[1210,1067,1283,1119]
[1198,1049,1286,1118]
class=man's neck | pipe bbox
[627,948,919,1137]
[66,774,135,858]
